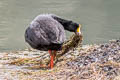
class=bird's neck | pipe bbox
[52,15,73,30]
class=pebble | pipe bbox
[67,39,120,80]
[0,39,119,80]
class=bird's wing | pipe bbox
[30,19,66,45]
[39,18,66,44]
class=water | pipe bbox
[0,0,120,52]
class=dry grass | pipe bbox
[9,34,83,67]
[2,35,120,80]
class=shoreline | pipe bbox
[0,39,120,80]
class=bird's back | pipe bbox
[25,14,66,50]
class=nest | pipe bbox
[9,34,83,68]
[57,34,83,57]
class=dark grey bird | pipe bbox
[25,14,81,68]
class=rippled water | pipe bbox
[0,0,120,52]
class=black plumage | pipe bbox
[25,14,79,51]
[25,14,80,68]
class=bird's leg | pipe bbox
[53,50,56,60]
[48,50,57,69]
[48,50,54,69]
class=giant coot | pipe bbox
[25,14,81,68]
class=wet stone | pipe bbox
[102,66,113,72]
[0,39,120,80]
[67,39,120,80]
[102,52,108,56]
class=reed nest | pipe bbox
[9,34,83,66]
[57,34,83,57]
[3,36,120,80]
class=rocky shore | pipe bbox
[0,39,120,80]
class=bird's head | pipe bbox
[75,24,82,35]
[69,22,82,35]
[65,21,82,36]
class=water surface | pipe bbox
[0,0,120,52]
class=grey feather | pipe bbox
[25,14,66,50]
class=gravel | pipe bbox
[0,39,119,80]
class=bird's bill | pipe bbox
[76,24,81,35]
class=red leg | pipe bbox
[50,54,54,68]
[48,50,57,69]
[53,50,56,60]
[48,50,54,69]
